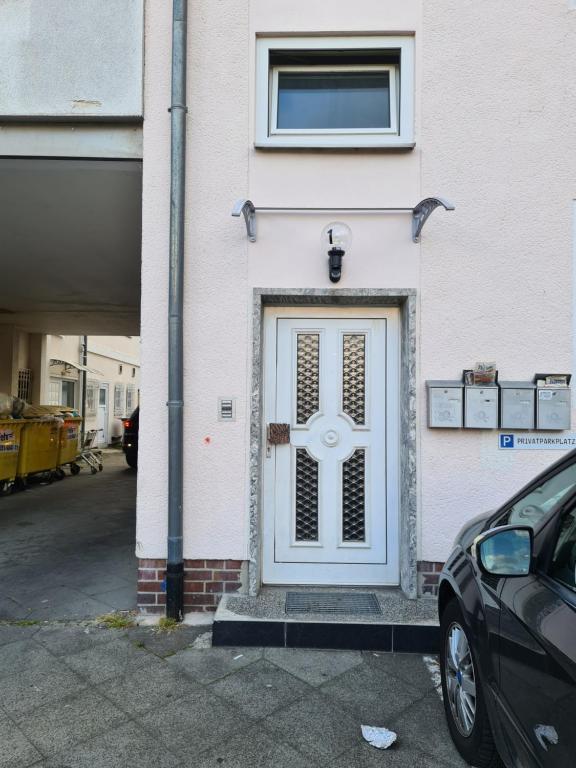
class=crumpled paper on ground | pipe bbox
[361,725,398,750]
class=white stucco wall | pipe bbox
[0,0,144,118]
[138,0,575,572]
[138,0,250,561]
[420,0,576,560]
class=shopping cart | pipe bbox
[70,428,103,475]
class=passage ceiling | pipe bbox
[0,158,142,334]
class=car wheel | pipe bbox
[0,481,13,497]
[440,598,503,767]
[125,452,137,470]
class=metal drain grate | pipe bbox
[285,592,382,616]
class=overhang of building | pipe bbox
[0,157,142,335]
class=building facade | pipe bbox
[1,0,574,618]
[0,331,140,447]
[137,0,576,613]
[47,336,141,446]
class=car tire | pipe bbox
[125,452,137,470]
[0,481,13,497]
[440,598,503,768]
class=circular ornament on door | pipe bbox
[322,429,340,447]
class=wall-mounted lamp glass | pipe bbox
[321,222,352,283]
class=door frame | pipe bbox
[97,383,109,446]
[249,289,417,598]
[262,308,400,586]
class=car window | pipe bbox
[501,462,576,529]
[549,509,576,591]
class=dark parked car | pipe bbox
[439,450,576,768]
[122,406,139,469]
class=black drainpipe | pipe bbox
[166,0,188,621]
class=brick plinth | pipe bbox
[417,561,445,596]
[137,558,244,614]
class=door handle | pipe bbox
[266,423,290,458]
[267,423,291,445]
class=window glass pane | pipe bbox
[503,462,576,528]
[277,70,391,130]
[48,380,60,406]
[61,381,75,408]
[295,448,319,541]
[296,333,320,424]
[114,384,125,416]
[99,388,106,406]
[342,449,366,542]
[342,334,366,425]
[550,509,576,591]
[86,383,96,416]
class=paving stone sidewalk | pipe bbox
[0,621,466,768]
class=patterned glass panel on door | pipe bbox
[342,334,366,424]
[296,333,320,424]
[295,448,319,541]
[342,449,366,541]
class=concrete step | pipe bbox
[213,587,440,653]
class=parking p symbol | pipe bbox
[500,434,514,449]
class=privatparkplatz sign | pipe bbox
[499,433,576,450]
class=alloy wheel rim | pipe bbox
[445,622,477,737]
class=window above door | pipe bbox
[255,36,415,149]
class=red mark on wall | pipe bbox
[203,436,211,444]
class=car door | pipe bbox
[496,501,576,767]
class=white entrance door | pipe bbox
[97,384,109,446]
[263,308,399,586]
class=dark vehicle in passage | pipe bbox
[438,450,576,768]
[122,406,139,469]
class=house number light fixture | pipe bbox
[321,222,352,283]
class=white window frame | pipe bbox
[48,379,61,406]
[255,35,415,149]
[126,385,135,415]
[270,64,398,137]
[85,380,98,417]
[114,383,125,417]
[48,377,77,408]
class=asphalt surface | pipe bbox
[0,451,137,620]
[0,622,467,768]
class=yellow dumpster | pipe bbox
[17,419,60,481]
[57,417,82,469]
[0,420,24,495]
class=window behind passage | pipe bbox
[61,381,75,408]
[277,71,391,130]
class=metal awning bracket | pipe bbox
[232,199,256,242]
[232,197,455,243]
[412,197,455,243]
